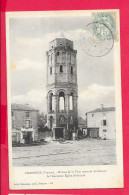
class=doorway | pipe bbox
[23,131,33,144]
[89,128,99,138]
[55,128,64,139]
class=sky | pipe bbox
[9,13,115,117]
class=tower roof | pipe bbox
[49,38,73,49]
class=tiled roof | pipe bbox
[11,103,39,111]
[86,107,115,114]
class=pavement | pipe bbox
[12,139,116,166]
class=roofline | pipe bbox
[11,103,39,111]
[49,38,73,43]
[11,108,39,111]
[85,107,115,114]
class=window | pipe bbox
[50,67,52,75]
[103,120,106,126]
[70,92,74,110]
[71,66,73,74]
[59,91,65,111]
[25,120,30,128]
[26,112,29,118]
[92,114,94,117]
[11,111,14,117]
[60,65,63,72]
[103,129,107,132]
[57,52,59,56]
[60,43,62,46]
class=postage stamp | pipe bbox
[92,11,118,41]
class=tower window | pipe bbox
[60,65,63,72]
[59,91,65,111]
[57,52,59,56]
[71,66,73,74]
[50,67,52,75]
[70,92,74,110]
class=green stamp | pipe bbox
[93,12,116,41]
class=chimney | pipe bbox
[100,104,104,110]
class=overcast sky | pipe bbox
[9,13,115,117]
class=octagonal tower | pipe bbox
[46,38,78,139]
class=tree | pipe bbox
[38,113,48,132]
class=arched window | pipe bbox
[60,65,63,73]
[70,93,74,110]
[71,66,73,74]
[59,91,65,111]
[60,97,64,110]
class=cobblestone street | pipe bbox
[12,139,116,166]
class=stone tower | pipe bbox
[46,38,78,139]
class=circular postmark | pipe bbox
[93,12,116,40]
[80,22,114,57]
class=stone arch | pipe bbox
[56,89,67,112]
[70,91,76,110]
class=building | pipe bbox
[85,105,116,139]
[46,38,78,139]
[11,103,39,144]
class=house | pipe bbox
[11,103,39,144]
[85,105,116,139]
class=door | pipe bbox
[55,128,64,139]
[90,129,99,138]
[25,132,33,144]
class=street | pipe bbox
[12,139,116,166]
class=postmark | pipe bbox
[80,22,114,57]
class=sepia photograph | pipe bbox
[6,10,123,189]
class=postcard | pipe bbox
[6,10,123,189]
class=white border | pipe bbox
[6,10,123,189]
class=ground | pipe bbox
[12,139,116,166]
